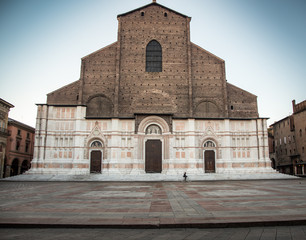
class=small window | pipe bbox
[17,129,21,136]
[164,13,168,17]
[141,12,144,16]
[27,133,30,139]
[231,105,234,110]
[16,140,20,151]
[25,142,29,153]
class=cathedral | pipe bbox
[30,1,274,176]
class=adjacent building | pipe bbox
[268,127,275,169]
[29,1,274,176]
[270,100,306,176]
[4,118,35,177]
[0,98,14,178]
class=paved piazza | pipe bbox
[0,179,306,227]
[1,226,306,240]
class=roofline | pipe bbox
[47,79,80,95]
[269,115,290,127]
[191,42,225,63]
[0,98,14,108]
[8,118,35,132]
[35,104,86,107]
[226,82,258,98]
[117,2,190,19]
[82,42,117,60]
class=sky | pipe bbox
[0,0,305,128]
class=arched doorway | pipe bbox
[271,158,276,169]
[89,140,103,174]
[203,140,216,173]
[145,125,162,173]
[11,158,19,177]
[21,160,29,174]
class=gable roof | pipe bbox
[117,1,190,19]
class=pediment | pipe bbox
[84,121,107,146]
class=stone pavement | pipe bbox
[0,179,306,228]
[1,226,306,240]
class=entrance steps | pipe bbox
[2,172,298,182]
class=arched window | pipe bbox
[146,124,162,135]
[204,141,216,148]
[90,141,103,148]
[146,40,162,72]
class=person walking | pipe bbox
[183,172,187,182]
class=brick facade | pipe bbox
[4,119,35,177]
[30,2,273,176]
[270,100,306,176]
[47,2,258,120]
[0,98,14,178]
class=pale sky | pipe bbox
[0,0,305,128]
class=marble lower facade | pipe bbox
[29,105,275,176]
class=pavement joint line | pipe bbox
[1,219,306,229]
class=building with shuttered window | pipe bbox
[0,98,14,178]
[269,100,306,176]
[29,1,274,176]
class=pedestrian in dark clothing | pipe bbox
[183,172,187,182]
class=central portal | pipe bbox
[145,140,162,173]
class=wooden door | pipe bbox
[90,150,102,173]
[145,140,162,173]
[205,150,215,173]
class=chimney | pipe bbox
[292,99,296,113]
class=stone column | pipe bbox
[223,119,232,172]
[187,119,199,174]
[0,145,5,178]
[108,118,121,174]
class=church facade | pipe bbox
[30,2,273,176]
